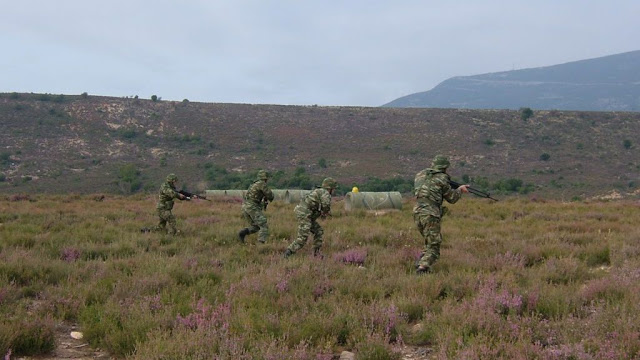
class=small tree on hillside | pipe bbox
[117,164,143,194]
[520,107,534,121]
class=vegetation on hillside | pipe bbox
[1,196,639,358]
[0,93,639,200]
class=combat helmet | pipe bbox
[321,177,338,190]
[166,173,178,183]
[431,155,450,171]
[257,170,270,180]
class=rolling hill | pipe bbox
[1,92,639,199]
[383,50,640,111]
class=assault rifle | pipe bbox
[178,190,210,201]
[449,180,499,201]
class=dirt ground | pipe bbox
[14,323,111,360]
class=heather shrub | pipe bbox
[533,284,578,319]
[577,243,610,266]
[3,316,56,356]
[1,196,640,357]
[0,322,12,357]
[355,334,401,360]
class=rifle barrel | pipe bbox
[449,180,498,201]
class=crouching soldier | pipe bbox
[284,177,337,258]
[238,170,274,244]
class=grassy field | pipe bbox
[1,194,639,359]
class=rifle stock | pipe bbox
[449,180,498,201]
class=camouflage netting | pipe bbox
[285,190,312,204]
[271,189,288,201]
[206,189,290,202]
[205,190,247,198]
[205,190,228,198]
[223,190,247,198]
[344,191,403,211]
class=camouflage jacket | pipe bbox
[244,180,274,208]
[413,168,462,217]
[156,181,180,211]
[296,187,332,219]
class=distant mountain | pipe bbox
[384,50,640,111]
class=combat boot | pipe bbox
[313,247,324,259]
[284,249,294,258]
[416,266,431,275]
[238,228,249,243]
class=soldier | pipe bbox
[284,177,337,258]
[413,155,468,274]
[238,170,274,244]
[154,173,187,235]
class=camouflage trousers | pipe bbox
[413,212,443,269]
[155,209,177,235]
[241,203,269,243]
[287,206,323,254]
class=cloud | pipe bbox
[1,0,639,106]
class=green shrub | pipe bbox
[534,286,577,319]
[318,158,327,168]
[623,139,632,149]
[0,152,10,165]
[493,178,523,193]
[117,128,137,139]
[117,164,143,194]
[540,153,551,161]
[578,245,610,267]
[520,107,533,121]
[36,93,52,101]
[9,317,56,356]
[356,339,401,360]
[151,95,158,102]
[398,302,424,323]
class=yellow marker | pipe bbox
[352,186,359,193]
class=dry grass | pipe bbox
[1,195,640,359]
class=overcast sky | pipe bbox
[1,1,638,107]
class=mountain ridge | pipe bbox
[383,50,640,111]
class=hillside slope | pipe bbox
[384,50,640,111]
[1,93,639,199]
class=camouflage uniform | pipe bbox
[285,177,337,257]
[413,156,463,272]
[238,170,274,243]
[155,174,182,235]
